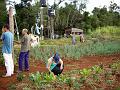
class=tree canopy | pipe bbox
[0,0,120,35]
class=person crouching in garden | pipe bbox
[18,29,31,72]
[47,53,64,78]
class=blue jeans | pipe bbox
[18,51,29,71]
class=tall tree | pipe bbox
[0,0,7,34]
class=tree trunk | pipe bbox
[9,7,14,61]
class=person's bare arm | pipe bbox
[59,59,63,70]
[14,40,21,44]
[47,58,52,72]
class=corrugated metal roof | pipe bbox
[71,28,83,32]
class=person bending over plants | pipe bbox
[47,53,64,78]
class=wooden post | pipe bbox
[51,17,54,39]
[9,7,14,34]
[9,6,14,60]
[40,7,44,40]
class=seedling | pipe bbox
[92,65,103,74]
[43,73,55,82]
[79,68,92,79]
[29,71,42,88]
[65,77,73,87]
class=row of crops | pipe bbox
[30,40,120,63]
[13,60,120,90]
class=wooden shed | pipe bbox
[65,28,83,36]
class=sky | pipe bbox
[8,0,120,12]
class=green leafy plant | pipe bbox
[17,73,25,82]
[109,62,120,75]
[92,74,100,82]
[79,68,92,78]
[92,65,103,74]
[105,80,114,85]
[43,73,55,82]
[73,80,82,90]
[92,65,103,82]
[65,77,73,87]
[8,84,16,90]
[29,71,42,86]
[57,74,67,83]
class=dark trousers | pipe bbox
[18,51,29,71]
[51,64,64,76]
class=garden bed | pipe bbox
[0,54,120,90]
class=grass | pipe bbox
[90,26,120,39]
[40,38,72,45]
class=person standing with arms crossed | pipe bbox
[1,24,14,77]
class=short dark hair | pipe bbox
[3,24,9,30]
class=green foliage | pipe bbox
[65,77,73,87]
[29,72,55,88]
[0,0,7,33]
[109,61,120,74]
[15,2,40,32]
[92,65,103,74]
[79,68,91,78]
[73,80,81,90]
[91,26,120,39]
[17,73,25,82]
[23,87,31,90]
[57,74,68,83]
[23,61,120,89]
[43,73,55,82]
[29,71,42,85]
[31,40,120,61]
[105,80,114,85]
[115,86,120,90]
[8,84,16,90]
[0,55,4,66]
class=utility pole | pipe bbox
[51,17,54,39]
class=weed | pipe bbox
[8,84,16,90]
[17,73,25,82]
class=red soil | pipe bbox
[0,54,120,90]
